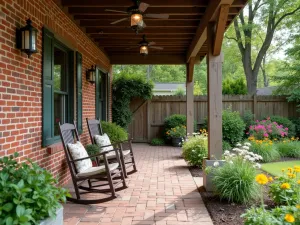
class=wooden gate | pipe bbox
[128,98,149,142]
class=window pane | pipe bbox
[54,47,67,92]
[54,93,65,136]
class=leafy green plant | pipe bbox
[269,168,299,205]
[112,74,153,129]
[275,140,300,158]
[182,135,208,167]
[243,110,255,129]
[242,206,280,225]
[264,116,296,138]
[166,125,186,138]
[101,121,128,143]
[222,141,232,152]
[222,108,246,145]
[150,138,165,146]
[174,86,185,96]
[289,117,300,137]
[222,77,247,95]
[212,158,259,204]
[250,140,281,163]
[164,114,187,130]
[85,144,100,160]
[0,153,70,225]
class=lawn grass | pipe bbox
[261,160,300,176]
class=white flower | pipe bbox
[224,150,230,155]
[254,163,261,169]
[232,148,240,152]
[244,142,251,146]
[213,161,220,167]
[236,143,242,147]
[242,146,250,150]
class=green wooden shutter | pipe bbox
[76,52,83,134]
[95,68,100,119]
[42,28,54,147]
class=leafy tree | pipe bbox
[227,0,300,94]
[222,77,247,95]
[194,81,203,95]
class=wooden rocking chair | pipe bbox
[59,122,127,204]
[86,119,137,178]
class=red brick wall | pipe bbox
[0,0,112,185]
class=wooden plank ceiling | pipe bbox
[61,0,248,64]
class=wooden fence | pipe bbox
[128,95,300,143]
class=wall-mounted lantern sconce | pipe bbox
[86,65,96,83]
[16,19,38,58]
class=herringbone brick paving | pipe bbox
[63,144,213,225]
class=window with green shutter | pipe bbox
[42,28,74,147]
[95,68,108,121]
[76,52,83,134]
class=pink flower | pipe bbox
[285,128,288,130]
[263,133,269,137]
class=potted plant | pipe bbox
[166,125,186,147]
[0,152,70,225]
[85,144,101,166]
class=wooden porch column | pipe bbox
[186,57,195,136]
[207,23,223,159]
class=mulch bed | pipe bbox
[189,166,274,225]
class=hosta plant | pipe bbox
[0,153,70,225]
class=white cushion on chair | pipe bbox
[77,163,119,177]
[67,141,92,173]
[105,150,131,160]
[94,133,114,152]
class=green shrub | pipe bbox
[264,116,296,137]
[164,114,187,130]
[101,121,128,143]
[290,117,300,137]
[222,141,232,151]
[275,140,300,158]
[0,153,69,225]
[250,140,281,162]
[222,77,247,95]
[222,108,246,145]
[174,86,185,96]
[150,138,165,146]
[212,158,259,204]
[112,74,153,129]
[182,135,208,167]
[85,144,100,160]
[166,125,186,138]
[243,110,255,129]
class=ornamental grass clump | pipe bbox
[249,138,281,163]
[275,138,300,158]
[182,134,208,167]
[242,166,300,224]
[248,117,289,140]
[210,142,262,204]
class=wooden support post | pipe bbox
[186,58,195,136]
[207,23,223,160]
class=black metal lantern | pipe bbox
[86,65,96,83]
[139,35,149,56]
[17,19,38,58]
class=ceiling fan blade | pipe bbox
[105,9,128,14]
[139,2,149,12]
[148,41,156,46]
[144,14,169,19]
[149,46,164,50]
[111,18,129,25]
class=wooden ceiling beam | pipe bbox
[91,34,194,39]
[80,20,199,27]
[109,54,186,64]
[213,4,230,56]
[74,15,202,20]
[63,0,245,7]
[186,0,234,62]
[85,27,197,34]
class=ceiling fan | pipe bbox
[105,0,170,33]
[127,35,164,56]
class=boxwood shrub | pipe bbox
[101,121,128,143]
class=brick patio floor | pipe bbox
[63,143,213,225]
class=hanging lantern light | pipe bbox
[130,12,144,34]
[86,65,96,83]
[140,45,148,56]
[17,19,38,58]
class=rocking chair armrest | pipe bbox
[69,148,119,163]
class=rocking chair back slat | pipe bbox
[86,119,103,144]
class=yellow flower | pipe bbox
[297,180,300,184]
[297,205,300,209]
[255,174,268,185]
[282,169,285,172]
[287,173,296,179]
[268,177,273,182]
[294,166,300,173]
[281,183,291,189]
[285,214,295,223]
